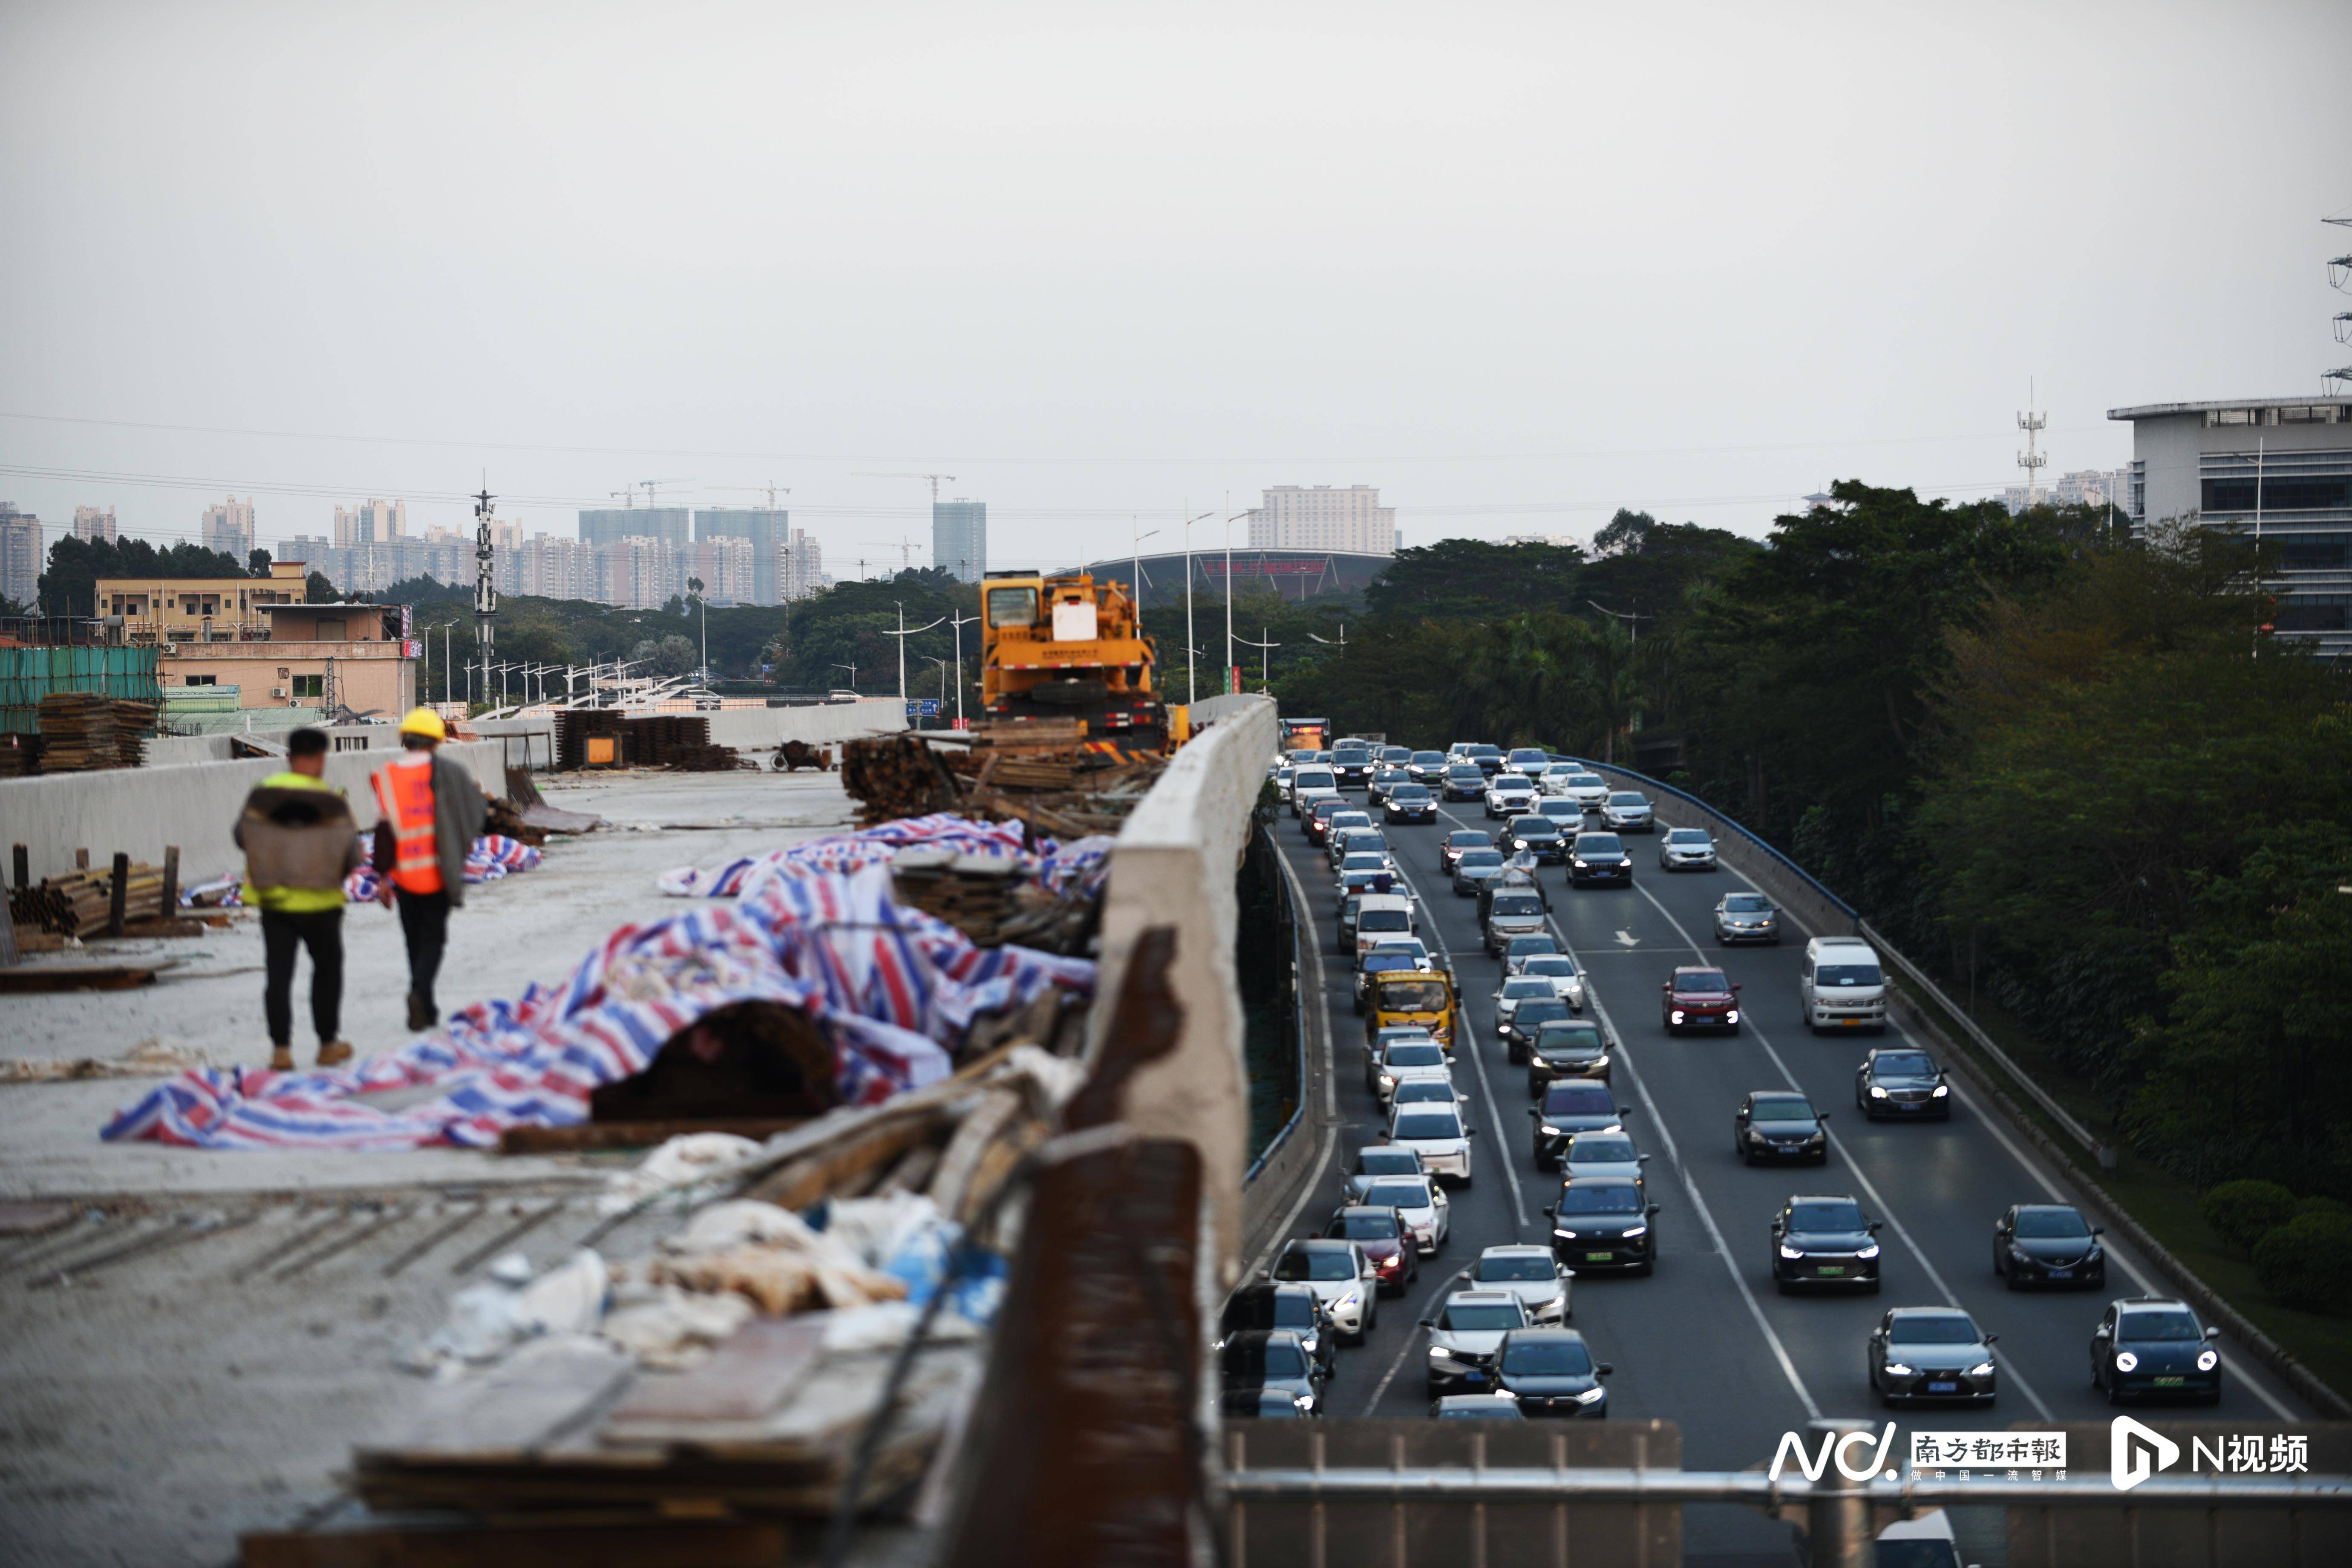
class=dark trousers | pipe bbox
[395,888,451,1010]
[261,907,344,1046]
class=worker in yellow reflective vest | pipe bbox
[369,708,486,1032]
[234,726,362,1072]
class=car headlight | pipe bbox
[1931,1084,1949,1098]
[1573,1385,1606,1404]
[1378,1074,1395,1088]
[1856,1243,1880,1259]
[1969,1361,1996,1378]
[1869,1086,1888,1098]
[1301,1335,1320,1355]
[1535,1292,1565,1314]
[1883,1362,1914,1376]
[1778,1244,1804,1259]
[2012,1245,2035,1262]
[2198,1349,2219,1372]
[1588,1054,1609,1069]
[1572,859,1588,869]
[1726,1009,1741,1023]
[1429,1346,1458,1363]
[1553,1228,1577,1239]
[1620,1225,1647,1239]
[2114,1351,2139,1372]
[1670,1010,1685,1024]
[1294,1393,1317,1411]
[1334,1291,1360,1312]
[1538,1124,1561,1137]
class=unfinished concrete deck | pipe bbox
[0,768,868,1565]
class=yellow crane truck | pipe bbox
[979,570,1171,748]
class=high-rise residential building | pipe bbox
[597,536,677,610]
[932,500,986,582]
[2002,468,2129,516]
[514,534,595,601]
[1243,486,1396,555]
[202,496,257,561]
[685,536,757,604]
[333,498,408,547]
[73,505,118,543]
[579,506,689,549]
[0,503,42,606]
[783,527,824,602]
[694,507,790,604]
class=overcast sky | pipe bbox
[4,0,2348,572]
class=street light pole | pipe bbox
[948,605,980,728]
[1179,508,1213,705]
[1131,522,1160,633]
[1236,628,1280,689]
[882,602,947,710]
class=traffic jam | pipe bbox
[1220,729,2294,1456]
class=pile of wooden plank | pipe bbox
[111,700,157,768]
[890,847,1026,944]
[8,862,168,936]
[840,735,964,825]
[663,742,755,772]
[553,708,626,771]
[34,692,121,772]
[626,715,713,766]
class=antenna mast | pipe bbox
[2327,213,2352,388]
[2016,379,2048,512]
[473,485,499,708]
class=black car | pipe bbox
[1407,751,1453,785]
[1568,832,1633,887]
[1994,1203,2106,1289]
[1735,1091,1829,1165]
[1500,814,1567,863]
[1542,1176,1657,1274]
[1441,764,1487,801]
[2092,1297,2223,1404]
[1490,1327,1612,1416]
[1528,1077,1626,1166]
[1464,744,1506,776]
[1329,746,1375,787]
[1869,1307,1999,1407]
[1383,783,1437,824]
[1220,1281,1337,1378]
[1772,1194,1882,1292]
[1219,1329,1327,1416]
[1856,1048,1951,1120]
[1498,997,1573,1064]
[1527,1018,1611,1094]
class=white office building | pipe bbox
[1245,486,1396,555]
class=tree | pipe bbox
[37,535,247,617]
[628,634,698,677]
[248,548,273,577]
[1360,539,1585,622]
[306,571,338,603]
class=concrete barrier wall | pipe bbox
[700,699,905,751]
[0,739,507,885]
[1088,692,1279,1288]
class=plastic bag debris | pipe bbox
[596,1132,764,1216]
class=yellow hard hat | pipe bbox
[398,707,448,741]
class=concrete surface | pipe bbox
[0,768,859,1201]
[0,767,872,1566]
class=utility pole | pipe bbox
[882,602,946,708]
[1236,627,1279,689]
[1180,507,1213,705]
[472,485,498,713]
[947,604,980,728]
[1131,522,1160,632]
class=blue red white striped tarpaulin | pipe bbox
[104,820,1097,1152]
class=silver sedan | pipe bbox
[1658,826,1718,870]
[1714,891,1781,944]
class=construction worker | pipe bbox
[233,726,360,1071]
[371,708,486,1032]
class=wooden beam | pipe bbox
[240,1521,788,1568]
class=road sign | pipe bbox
[907,699,941,719]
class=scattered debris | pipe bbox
[1,1037,219,1083]
[773,738,834,772]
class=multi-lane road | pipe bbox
[1256,778,2317,1558]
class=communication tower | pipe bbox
[473,486,499,700]
[2016,381,2048,512]
[2327,212,2352,387]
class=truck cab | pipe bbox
[1366,966,1458,1055]
[980,571,1164,744]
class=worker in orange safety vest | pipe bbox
[370,707,487,1032]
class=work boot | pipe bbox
[268,1045,296,1072]
[406,994,437,1032]
[316,1039,354,1068]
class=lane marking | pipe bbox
[1385,854,1528,1233]
[1542,904,1824,1421]
[1677,837,2303,1423]
[1631,879,2058,1421]
[1245,844,1348,1282]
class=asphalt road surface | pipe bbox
[1265,782,2316,1564]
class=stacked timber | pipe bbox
[111,700,158,767]
[624,715,713,767]
[8,862,167,936]
[553,709,626,771]
[891,847,1026,944]
[840,734,964,825]
[663,742,753,772]
[34,692,121,772]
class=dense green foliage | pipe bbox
[37,535,254,617]
[1268,490,2350,1196]
[2202,1180,2301,1255]
[2252,1211,2352,1314]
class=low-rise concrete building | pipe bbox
[153,600,418,717]
[97,559,311,641]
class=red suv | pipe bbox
[1662,966,1741,1034]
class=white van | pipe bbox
[1354,893,1416,963]
[1290,766,1339,818]
[1799,936,1888,1034]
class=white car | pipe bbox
[1387,1102,1474,1184]
[1359,1172,1452,1255]
[1335,850,1395,891]
[1482,776,1537,819]
[1599,790,1654,833]
[1561,772,1609,811]
[1291,766,1340,818]
[1389,1070,1467,1118]
[1267,1239,1377,1343]
[1422,1289,1528,1397]
[1536,762,1582,796]
[1518,953,1587,1012]
[1658,826,1718,870]
[1560,1130,1649,1189]
[1457,1243,1573,1324]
